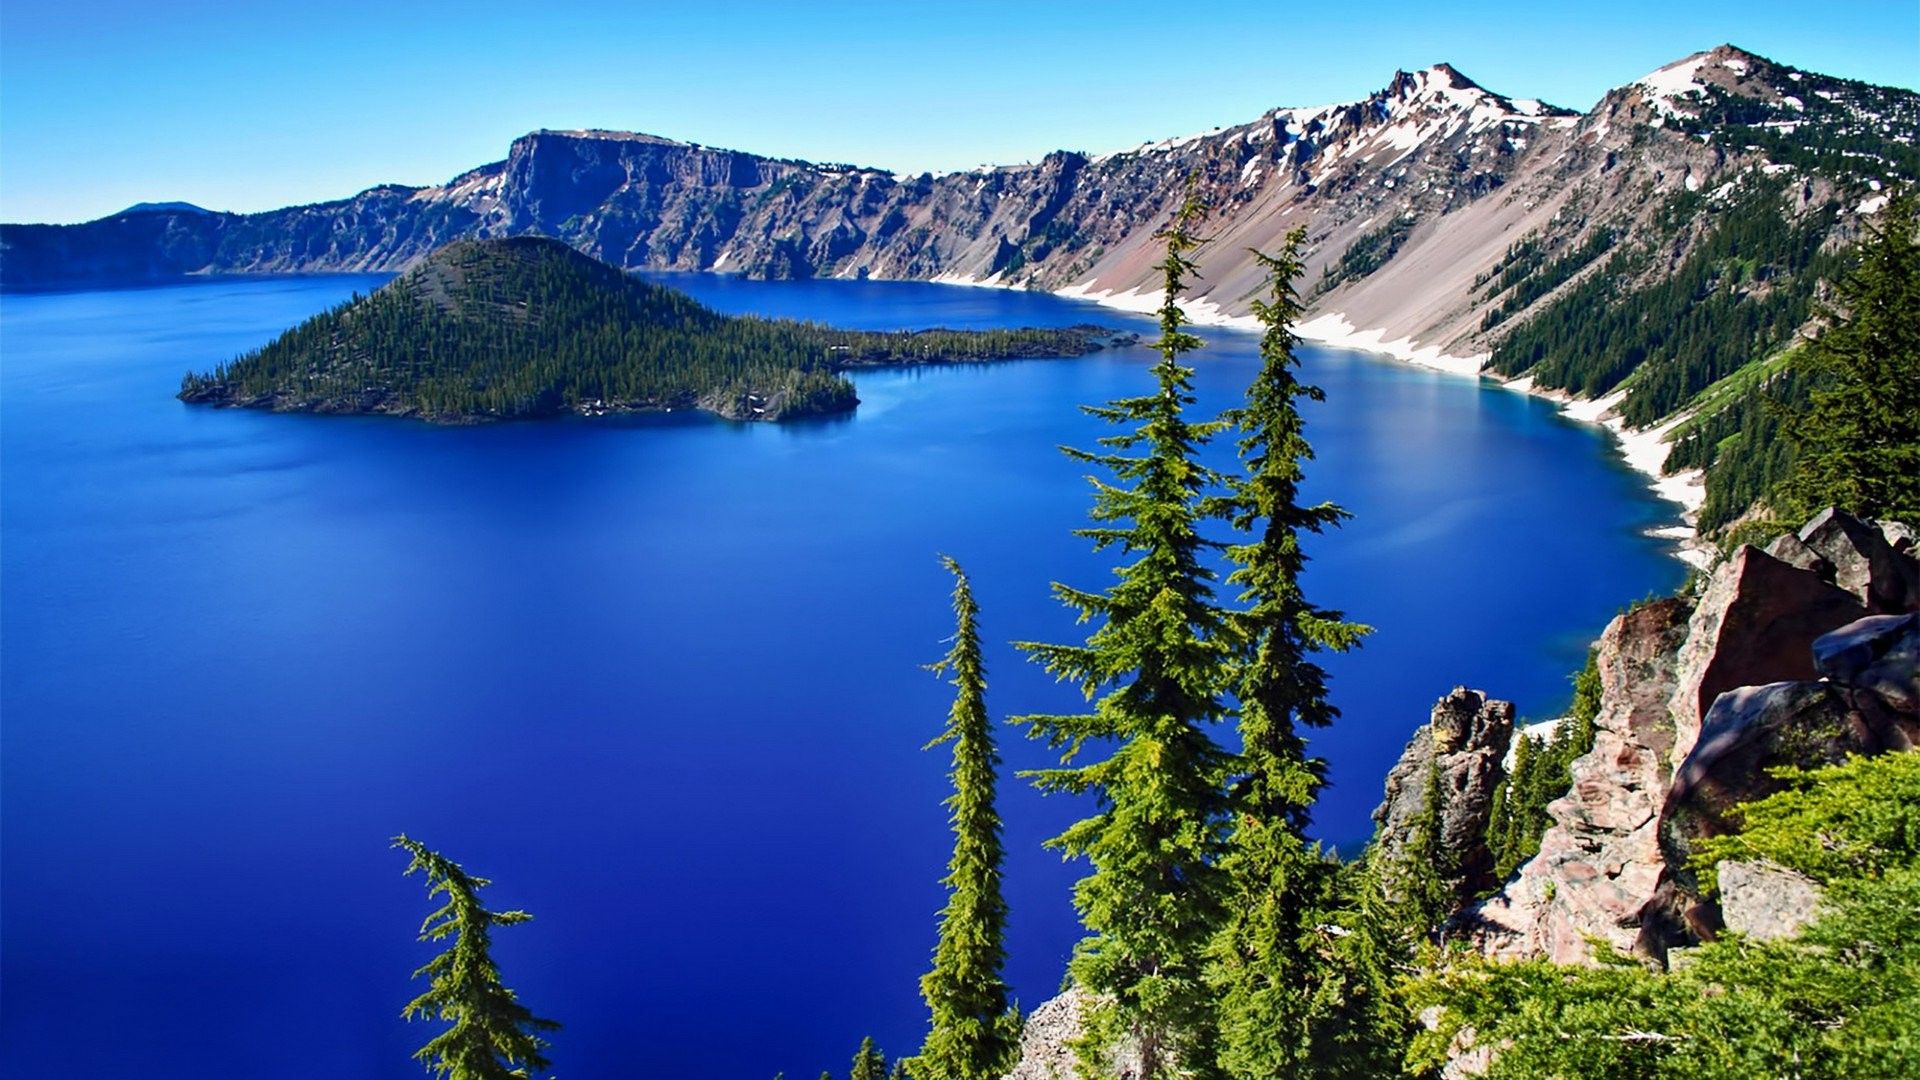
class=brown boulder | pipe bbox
[1668,545,1868,767]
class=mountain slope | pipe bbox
[177,237,1113,422]
[12,45,1915,517]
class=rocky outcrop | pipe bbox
[1717,859,1824,942]
[1464,511,1919,966]
[1770,507,1920,614]
[1373,688,1515,906]
[1667,544,1869,767]
[999,991,1140,1080]
[1815,611,1920,712]
[1667,612,1920,846]
[1463,597,1693,963]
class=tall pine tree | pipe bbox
[1205,227,1370,1078]
[915,556,1017,1080]
[1017,192,1235,1079]
[1781,188,1920,521]
[849,1036,888,1080]
[393,836,559,1080]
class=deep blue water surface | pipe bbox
[1,273,1685,1078]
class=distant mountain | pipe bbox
[117,202,216,217]
[177,237,1116,423]
[12,45,1916,516]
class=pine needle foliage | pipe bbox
[1409,753,1920,1078]
[1781,187,1920,522]
[1015,190,1236,1079]
[393,835,559,1080]
[849,1036,889,1080]
[1205,226,1372,1079]
[915,557,1018,1080]
[1486,651,1601,882]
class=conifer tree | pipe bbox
[1017,192,1235,1079]
[849,1036,888,1080]
[393,835,559,1080]
[1782,188,1920,521]
[1393,760,1458,937]
[916,557,1017,1080]
[1205,227,1370,1078]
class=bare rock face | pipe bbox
[1668,613,1920,852]
[1373,688,1515,905]
[1668,544,1869,767]
[1815,611,1920,713]
[1667,681,1886,842]
[1461,598,1692,963]
[1451,513,1918,978]
[999,990,1141,1080]
[1789,507,1920,614]
[1718,859,1824,942]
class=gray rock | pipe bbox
[1881,520,1918,557]
[1373,688,1515,906]
[1763,530,1828,574]
[1718,859,1823,942]
[1000,990,1141,1080]
[1670,682,1859,833]
[1795,507,1920,614]
[1814,612,1920,713]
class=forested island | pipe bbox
[177,237,1126,423]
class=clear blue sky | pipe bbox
[3,0,1915,223]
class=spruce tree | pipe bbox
[1782,188,1920,521]
[1016,192,1235,1079]
[393,835,559,1080]
[916,557,1017,1080]
[1205,227,1370,1079]
[849,1036,888,1080]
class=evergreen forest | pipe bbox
[177,236,1115,423]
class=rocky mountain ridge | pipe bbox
[8,49,1905,327]
[6,45,1913,526]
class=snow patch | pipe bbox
[1635,53,1710,117]
[1294,312,1488,376]
[1505,718,1567,770]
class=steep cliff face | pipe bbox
[1461,509,1919,965]
[9,49,1907,364]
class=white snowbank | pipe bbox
[1505,717,1567,770]
[1635,54,1710,116]
[1294,311,1488,376]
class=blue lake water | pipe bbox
[0,273,1685,1078]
